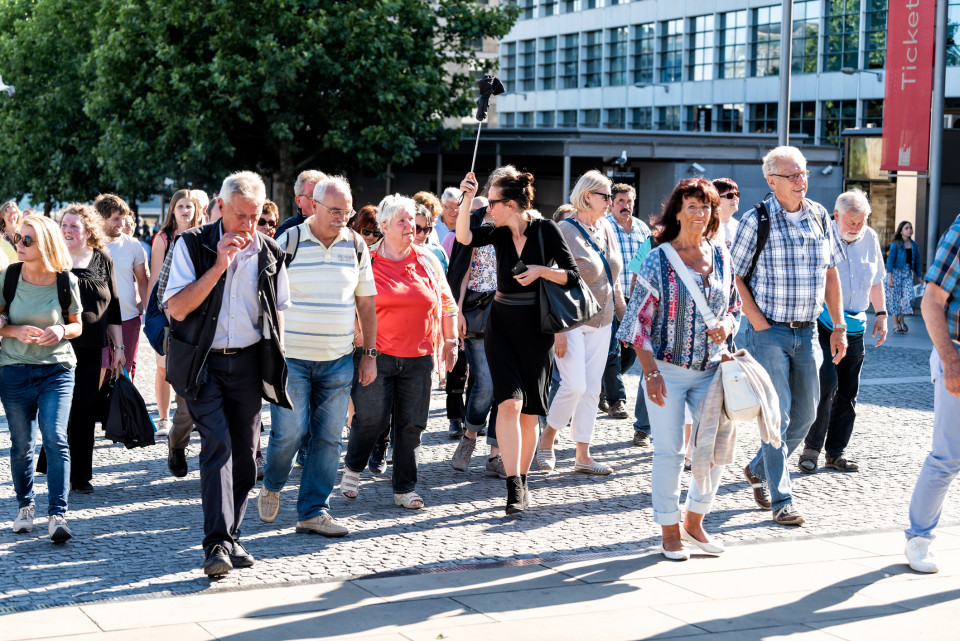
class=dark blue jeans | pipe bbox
[805,329,865,458]
[0,363,74,516]
[602,316,638,404]
[463,336,497,444]
[345,353,433,494]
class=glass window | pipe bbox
[823,0,860,72]
[581,109,601,128]
[863,0,887,69]
[517,111,533,127]
[605,108,626,129]
[688,15,714,81]
[561,33,580,89]
[660,19,683,83]
[790,101,817,141]
[519,39,536,91]
[719,11,747,79]
[715,104,744,132]
[540,37,557,90]
[752,6,781,77]
[585,0,601,7]
[821,99,857,145]
[658,105,681,131]
[538,111,556,127]
[562,0,581,11]
[750,102,778,133]
[502,112,516,127]
[630,107,653,130]
[607,27,629,86]
[582,30,603,87]
[559,109,578,127]
[519,0,535,19]
[950,0,960,66]
[541,0,558,16]
[862,99,883,128]
[685,105,713,131]
[632,23,655,84]
[792,0,820,74]
[501,42,517,90]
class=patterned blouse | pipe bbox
[616,241,742,371]
[467,244,497,293]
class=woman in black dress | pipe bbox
[456,169,579,514]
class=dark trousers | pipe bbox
[186,349,263,552]
[445,346,468,421]
[805,328,866,458]
[345,353,432,494]
[601,316,638,404]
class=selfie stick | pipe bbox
[469,120,483,175]
[460,75,505,205]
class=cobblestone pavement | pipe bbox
[0,320,956,612]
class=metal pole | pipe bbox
[777,0,794,146]
[436,152,443,193]
[563,153,572,202]
[926,0,948,267]
[469,121,483,175]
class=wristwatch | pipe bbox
[362,347,379,358]
[833,323,847,332]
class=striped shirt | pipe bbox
[925,213,960,342]
[277,223,376,362]
[606,213,651,298]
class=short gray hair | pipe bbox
[835,187,871,217]
[191,189,210,211]
[313,175,352,204]
[762,146,807,177]
[377,194,416,228]
[220,171,266,204]
[294,169,327,197]
[440,187,462,203]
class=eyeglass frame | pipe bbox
[318,202,356,218]
[591,191,613,202]
[770,170,810,183]
[257,218,277,228]
[719,191,741,200]
[12,233,34,247]
[415,224,434,235]
[360,228,383,238]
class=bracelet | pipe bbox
[644,370,661,382]
[875,311,887,316]
[113,344,125,350]
[56,324,65,338]
[444,338,458,343]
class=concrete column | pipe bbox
[563,154,571,202]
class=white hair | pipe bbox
[835,187,871,217]
[762,146,807,177]
[313,175,352,205]
[441,187,462,203]
[294,169,327,197]
[376,194,416,228]
[191,189,210,211]
[220,171,266,204]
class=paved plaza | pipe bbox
[1,314,958,638]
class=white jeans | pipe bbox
[546,323,611,444]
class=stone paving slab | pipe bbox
[0,322,957,613]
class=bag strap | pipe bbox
[659,243,718,329]
[1,263,70,319]
[743,201,770,293]
[283,225,300,268]
[458,248,477,310]
[566,218,614,289]
[56,271,71,319]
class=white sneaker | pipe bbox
[155,418,171,438]
[905,537,939,573]
[257,488,280,523]
[13,506,34,533]
[48,515,72,543]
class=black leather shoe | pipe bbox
[203,544,233,577]
[230,541,256,568]
[168,445,188,478]
[70,482,94,494]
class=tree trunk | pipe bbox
[277,142,295,221]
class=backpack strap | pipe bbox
[743,201,770,295]
[350,229,365,266]
[2,262,22,312]
[283,225,300,268]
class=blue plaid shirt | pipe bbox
[730,195,846,323]
[925,213,960,342]
[605,214,651,298]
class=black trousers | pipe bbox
[805,328,866,458]
[186,348,263,552]
[445,346,468,421]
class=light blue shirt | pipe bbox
[837,225,885,313]
[163,225,291,350]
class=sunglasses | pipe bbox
[258,219,277,228]
[360,228,383,238]
[591,191,613,202]
[12,233,34,248]
[416,225,433,235]
[720,192,741,200]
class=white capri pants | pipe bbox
[546,323,611,444]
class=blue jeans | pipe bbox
[603,315,638,403]
[745,324,822,512]
[265,354,353,520]
[643,360,723,525]
[463,337,497,445]
[0,363,75,516]
[906,346,960,540]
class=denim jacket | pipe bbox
[886,239,920,277]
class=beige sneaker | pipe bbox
[13,506,34,533]
[257,488,280,523]
[295,513,348,537]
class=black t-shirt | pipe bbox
[71,249,122,350]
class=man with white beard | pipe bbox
[798,188,887,475]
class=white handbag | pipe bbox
[660,243,762,421]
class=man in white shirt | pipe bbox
[713,178,741,250]
[434,187,462,247]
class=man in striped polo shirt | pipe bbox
[256,175,377,537]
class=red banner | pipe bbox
[881,0,936,171]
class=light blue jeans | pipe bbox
[0,363,75,516]
[463,336,497,445]
[906,345,960,540]
[745,324,822,512]
[644,360,724,526]
[265,354,353,521]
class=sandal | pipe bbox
[798,447,819,474]
[824,456,859,472]
[340,468,361,500]
[394,491,424,509]
[901,321,909,333]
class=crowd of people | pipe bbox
[0,144,956,579]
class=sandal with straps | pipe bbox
[340,468,361,500]
[798,447,819,474]
[394,491,424,509]
[824,456,859,472]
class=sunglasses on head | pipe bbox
[720,191,741,200]
[258,219,277,228]
[416,225,433,235]
[360,228,383,238]
[12,233,34,248]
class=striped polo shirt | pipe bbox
[277,223,377,362]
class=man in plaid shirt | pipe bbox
[730,146,848,527]
[905,213,960,573]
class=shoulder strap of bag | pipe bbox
[458,248,477,309]
[743,201,770,293]
[283,225,300,268]
[566,218,614,289]
[56,271,71,319]
[660,243,718,329]
[2,262,22,312]
[350,229,364,266]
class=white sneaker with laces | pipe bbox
[905,537,939,573]
[48,515,72,543]
[257,488,280,523]
[13,506,34,533]
[155,418,171,438]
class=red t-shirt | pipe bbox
[372,250,437,357]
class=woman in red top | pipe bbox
[341,195,458,509]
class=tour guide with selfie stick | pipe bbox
[460,75,505,204]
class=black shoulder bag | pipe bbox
[537,222,600,334]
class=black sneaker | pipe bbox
[368,442,388,475]
[448,419,465,439]
[168,445,188,478]
[203,544,233,577]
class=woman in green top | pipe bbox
[0,215,82,543]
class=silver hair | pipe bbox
[440,187,462,203]
[835,187,871,217]
[220,171,266,204]
[376,194,416,228]
[294,169,327,197]
[762,146,807,177]
[313,175,352,204]
[191,189,210,211]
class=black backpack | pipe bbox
[742,197,826,294]
[2,262,72,319]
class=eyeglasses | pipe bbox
[720,191,741,200]
[258,219,277,228]
[591,191,613,202]
[12,233,34,248]
[487,198,509,206]
[416,225,433,235]
[770,171,810,183]
[360,228,383,238]
[319,202,356,218]
[297,193,314,202]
